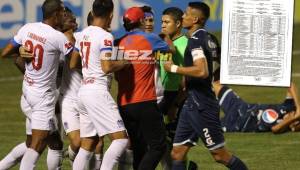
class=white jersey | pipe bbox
[60,32,83,100]
[13,22,73,95]
[75,26,113,90]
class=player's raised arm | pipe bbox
[1,43,19,58]
[101,52,127,74]
[164,55,209,78]
[100,35,127,74]
[1,22,30,58]
[163,30,209,78]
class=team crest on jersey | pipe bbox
[104,39,112,46]
[262,109,279,124]
[208,39,217,49]
[65,42,73,49]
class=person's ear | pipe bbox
[192,16,199,25]
[176,20,181,29]
[140,18,145,25]
[110,12,113,20]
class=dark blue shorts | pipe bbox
[173,93,225,151]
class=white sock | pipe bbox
[94,154,102,170]
[0,142,27,169]
[73,148,93,170]
[68,145,77,166]
[19,148,40,170]
[101,139,128,170]
[118,149,133,170]
[47,148,63,170]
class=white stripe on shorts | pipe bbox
[219,89,232,106]
[173,139,197,146]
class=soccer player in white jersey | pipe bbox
[58,6,82,163]
[70,0,128,170]
[59,8,103,169]
[1,0,73,169]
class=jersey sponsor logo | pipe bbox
[262,109,279,124]
[102,46,157,62]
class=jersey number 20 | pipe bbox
[25,40,44,71]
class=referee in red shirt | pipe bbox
[115,7,170,170]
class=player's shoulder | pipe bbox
[84,26,113,40]
[18,22,39,32]
[189,29,210,48]
[191,29,208,40]
[174,35,188,44]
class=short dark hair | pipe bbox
[87,11,93,26]
[123,18,141,32]
[141,5,153,15]
[92,0,114,18]
[42,0,63,20]
[162,7,184,22]
[64,6,72,14]
[188,2,210,22]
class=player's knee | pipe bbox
[30,137,48,153]
[81,136,98,152]
[171,148,185,161]
[68,133,81,150]
[70,139,81,151]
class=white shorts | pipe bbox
[78,88,126,138]
[22,90,58,131]
[59,96,80,134]
[20,95,32,135]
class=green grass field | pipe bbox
[1,25,300,169]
